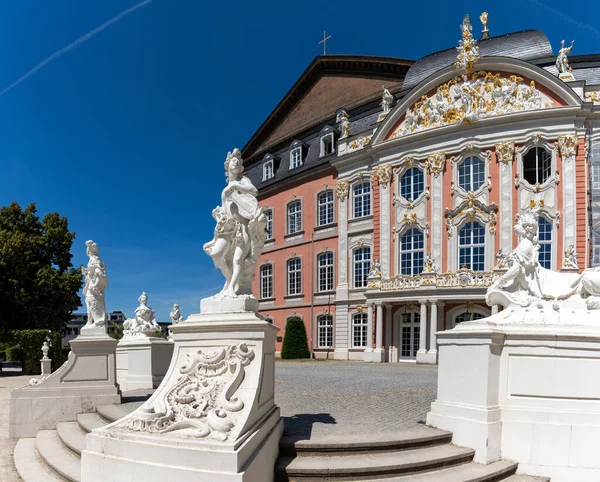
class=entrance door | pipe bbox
[398,312,420,360]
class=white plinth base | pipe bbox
[10,334,120,438]
[333,348,349,360]
[82,310,282,482]
[416,349,437,364]
[363,348,385,362]
[116,337,174,392]
[427,322,600,482]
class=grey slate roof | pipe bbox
[403,30,554,91]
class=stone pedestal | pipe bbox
[363,349,385,362]
[116,337,174,392]
[427,321,600,482]
[40,358,52,377]
[10,334,120,438]
[82,310,282,482]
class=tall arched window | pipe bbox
[400,228,425,275]
[353,182,371,218]
[265,209,273,240]
[317,314,333,348]
[353,247,371,288]
[352,313,368,348]
[400,168,424,201]
[523,147,552,185]
[318,191,334,226]
[458,156,485,192]
[287,200,302,234]
[538,217,552,269]
[458,222,485,271]
[317,252,334,292]
[287,258,302,295]
[260,264,273,299]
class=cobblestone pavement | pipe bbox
[275,360,438,438]
[0,368,28,482]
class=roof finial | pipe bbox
[480,12,490,40]
[456,15,480,77]
[318,30,332,55]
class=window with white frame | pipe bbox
[265,209,273,240]
[352,312,368,348]
[593,164,600,190]
[287,258,302,295]
[538,216,552,269]
[523,147,552,185]
[317,252,334,292]
[287,201,302,234]
[353,182,371,218]
[260,264,273,299]
[455,312,486,324]
[320,133,334,157]
[290,147,302,169]
[262,160,274,181]
[317,314,333,348]
[318,191,334,226]
[400,168,424,201]
[458,221,485,271]
[353,246,371,288]
[458,156,485,192]
[400,228,425,275]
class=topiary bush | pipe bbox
[281,317,310,359]
[13,330,66,374]
[6,345,24,364]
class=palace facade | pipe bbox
[246,18,600,363]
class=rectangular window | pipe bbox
[287,258,302,295]
[352,313,368,348]
[265,210,273,240]
[353,247,371,288]
[260,264,273,299]
[263,161,274,181]
[353,182,371,218]
[320,134,334,157]
[593,165,600,190]
[318,252,334,292]
[318,191,334,226]
[458,222,486,271]
[290,147,302,169]
[317,315,333,348]
[287,201,302,234]
[538,217,553,269]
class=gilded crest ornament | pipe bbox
[557,135,578,161]
[585,92,600,104]
[562,244,579,269]
[495,141,515,165]
[456,15,480,74]
[376,165,394,186]
[335,180,350,200]
[422,254,437,273]
[426,153,446,176]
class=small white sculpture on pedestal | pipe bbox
[563,244,579,269]
[123,292,162,340]
[556,39,575,81]
[203,149,267,304]
[338,109,351,138]
[378,86,394,121]
[41,340,50,360]
[81,240,108,335]
[168,303,184,341]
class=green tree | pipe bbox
[281,317,310,359]
[0,202,83,334]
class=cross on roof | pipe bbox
[318,30,331,55]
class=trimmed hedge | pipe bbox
[281,317,310,359]
[6,346,24,364]
[13,330,67,374]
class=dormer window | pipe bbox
[290,147,303,169]
[262,160,274,181]
[320,133,334,157]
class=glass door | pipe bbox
[400,312,420,360]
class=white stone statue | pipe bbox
[169,303,184,324]
[81,240,108,333]
[368,259,382,278]
[203,149,267,299]
[41,340,50,360]
[563,244,579,269]
[123,292,162,339]
[338,110,350,138]
[380,86,394,115]
[556,39,575,75]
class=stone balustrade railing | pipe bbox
[368,268,501,291]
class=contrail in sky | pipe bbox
[0,0,152,97]
[528,0,600,39]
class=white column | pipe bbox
[385,304,393,362]
[380,183,391,277]
[366,303,373,351]
[431,172,444,270]
[375,303,383,350]
[562,149,576,263]
[363,302,384,362]
[428,301,438,355]
[417,299,427,358]
[334,194,349,360]
[499,161,513,254]
[492,305,499,315]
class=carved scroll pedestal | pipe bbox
[116,336,174,392]
[427,321,600,482]
[9,333,120,438]
[81,309,282,482]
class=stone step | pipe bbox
[96,401,143,423]
[276,443,475,481]
[367,460,519,481]
[13,438,63,482]
[56,422,87,455]
[76,413,106,433]
[36,430,81,482]
[502,476,550,482]
[281,426,453,457]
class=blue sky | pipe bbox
[0,0,598,322]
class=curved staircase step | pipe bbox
[502,476,550,482]
[13,438,63,482]
[281,426,452,456]
[76,413,106,433]
[36,430,81,482]
[369,460,519,481]
[276,443,475,480]
[56,422,87,455]
[96,401,143,423]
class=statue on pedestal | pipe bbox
[381,86,394,115]
[556,40,575,76]
[170,303,184,324]
[123,292,162,339]
[203,149,267,299]
[81,240,108,332]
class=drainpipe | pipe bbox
[310,231,315,358]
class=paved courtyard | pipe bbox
[275,360,438,438]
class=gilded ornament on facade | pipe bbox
[348,135,372,152]
[530,133,543,144]
[585,92,600,104]
[422,254,437,273]
[557,135,578,161]
[495,141,515,165]
[335,180,350,200]
[456,15,480,74]
[403,212,418,225]
[426,152,446,176]
[562,244,579,269]
[376,165,394,186]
